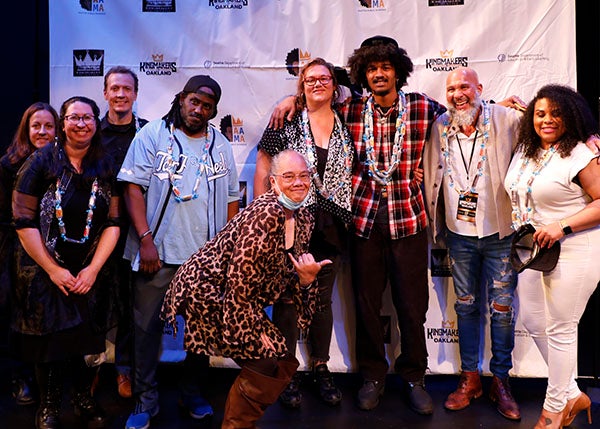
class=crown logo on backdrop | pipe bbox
[231,117,243,127]
[440,49,454,58]
[299,50,311,61]
[152,53,164,62]
[74,51,103,68]
[441,320,455,329]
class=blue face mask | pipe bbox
[273,181,309,210]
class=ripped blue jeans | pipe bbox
[446,231,517,378]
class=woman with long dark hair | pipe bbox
[504,84,600,428]
[1,102,59,407]
[12,96,120,429]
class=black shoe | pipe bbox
[72,392,107,428]
[279,372,302,408]
[36,406,60,429]
[406,380,433,415]
[314,364,342,406]
[357,380,384,411]
[12,377,36,406]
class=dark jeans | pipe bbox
[132,266,208,412]
[272,233,342,363]
[350,227,429,384]
[115,257,132,376]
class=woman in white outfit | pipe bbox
[504,84,600,429]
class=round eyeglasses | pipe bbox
[303,76,332,87]
[64,114,96,125]
[273,172,312,183]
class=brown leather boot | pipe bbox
[489,375,521,421]
[222,355,299,429]
[444,371,482,411]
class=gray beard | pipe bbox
[449,97,482,128]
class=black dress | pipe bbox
[11,143,119,363]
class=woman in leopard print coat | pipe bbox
[161,149,330,428]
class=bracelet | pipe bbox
[139,229,152,241]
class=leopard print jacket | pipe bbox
[161,190,316,360]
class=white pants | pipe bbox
[517,227,600,413]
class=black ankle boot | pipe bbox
[278,371,302,408]
[35,363,63,429]
[72,391,107,429]
[314,364,342,406]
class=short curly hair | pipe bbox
[516,84,598,159]
[347,42,413,92]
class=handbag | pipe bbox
[509,223,560,273]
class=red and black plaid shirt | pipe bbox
[339,92,446,239]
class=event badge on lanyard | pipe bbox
[457,192,478,223]
[455,130,480,223]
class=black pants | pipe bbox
[350,226,429,383]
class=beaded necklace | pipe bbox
[301,108,352,200]
[361,90,407,185]
[508,145,558,230]
[166,123,212,202]
[133,114,141,133]
[54,177,98,244]
[440,101,491,195]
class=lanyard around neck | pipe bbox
[455,130,478,180]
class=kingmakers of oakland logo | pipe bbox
[425,49,468,73]
[79,0,105,13]
[357,0,387,10]
[73,50,104,77]
[428,0,464,6]
[285,48,311,77]
[220,115,245,145]
[209,0,248,9]
[140,54,177,76]
[143,0,176,12]
[427,319,459,344]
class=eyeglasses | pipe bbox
[64,114,96,125]
[304,76,332,86]
[273,172,312,183]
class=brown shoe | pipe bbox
[563,392,592,426]
[489,375,520,421]
[117,373,132,398]
[444,371,482,411]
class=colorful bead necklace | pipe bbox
[508,145,558,230]
[361,90,407,185]
[301,108,352,200]
[440,101,491,195]
[166,123,211,202]
[54,177,98,244]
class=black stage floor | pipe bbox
[1,358,599,429]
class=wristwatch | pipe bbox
[559,219,573,236]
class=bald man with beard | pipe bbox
[424,67,522,421]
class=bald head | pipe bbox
[447,67,479,87]
[446,67,484,127]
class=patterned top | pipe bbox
[259,111,353,225]
[340,93,446,239]
[161,190,316,360]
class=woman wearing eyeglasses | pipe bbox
[161,149,331,428]
[253,57,353,408]
[12,96,120,429]
[503,84,600,429]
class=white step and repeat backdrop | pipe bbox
[49,0,576,378]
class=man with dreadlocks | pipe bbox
[117,75,239,429]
